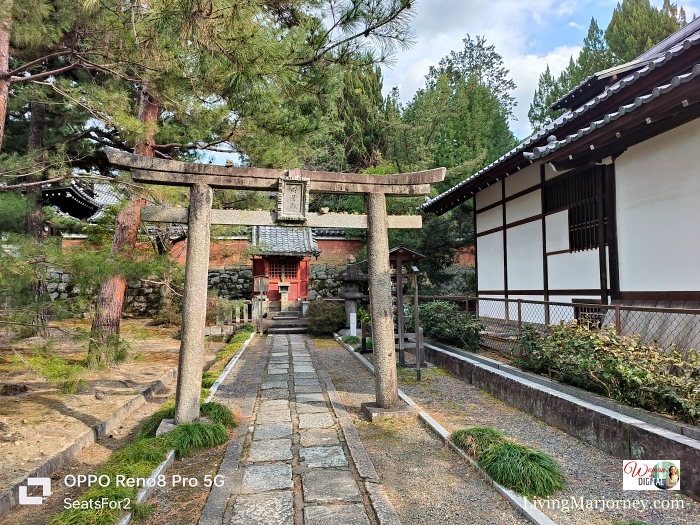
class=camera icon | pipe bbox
[19,477,51,505]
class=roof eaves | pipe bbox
[419,29,700,212]
[523,63,700,162]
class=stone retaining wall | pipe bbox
[45,263,348,317]
[423,343,700,501]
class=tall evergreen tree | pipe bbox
[605,0,680,63]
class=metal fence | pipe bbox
[417,295,700,356]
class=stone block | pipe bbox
[296,393,325,404]
[256,410,291,425]
[247,439,293,462]
[254,423,293,441]
[302,469,361,503]
[296,403,330,414]
[304,504,370,525]
[155,418,176,436]
[231,492,293,525]
[241,464,293,493]
[299,428,340,447]
[360,402,414,423]
[299,413,334,429]
[300,445,347,467]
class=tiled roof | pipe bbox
[524,63,700,161]
[419,23,700,212]
[251,226,321,257]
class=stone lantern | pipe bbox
[336,255,368,334]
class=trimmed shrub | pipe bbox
[307,301,346,335]
[516,321,700,424]
[417,301,484,351]
[451,427,564,498]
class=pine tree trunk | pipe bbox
[26,101,46,240]
[0,0,13,153]
[87,87,158,368]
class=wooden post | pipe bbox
[175,183,212,424]
[365,193,399,409]
[396,252,405,366]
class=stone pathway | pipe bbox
[201,334,399,525]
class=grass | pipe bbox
[451,427,564,498]
[51,401,234,524]
[341,335,360,345]
[13,347,86,394]
[201,371,217,388]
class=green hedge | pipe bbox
[412,301,484,351]
[516,322,700,424]
[307,301,346,335]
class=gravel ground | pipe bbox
[312,338,529,525]
[368,348,700,525]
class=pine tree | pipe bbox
[528,65,563,132]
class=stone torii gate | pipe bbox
[106,149,444,423]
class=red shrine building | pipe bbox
[250,226,320,311]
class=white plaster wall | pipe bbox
[545,211,569,252]
[505,163,540,197]
[544,163,569,181]
[476,205,503,233]
[506,189,541,224]
[547,250,600,290]
[506,221,543,290]
[475,181,502,210]
[477,232,504,291]
[616,118,700,291]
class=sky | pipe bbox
[381,0,699,140]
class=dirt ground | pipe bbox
[0,319,220,497]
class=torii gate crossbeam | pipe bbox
[106,149,445,423]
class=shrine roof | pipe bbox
[251,226,321,258]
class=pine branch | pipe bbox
[0,175,72,191]
[9,63,82,84]
[4,50,76,78]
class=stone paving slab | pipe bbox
[260,399,289,410]
[298,413,334,429]
[202,334,402,525]
[294,385,323,393]
[241,463,294,493]
[299,428,340,447]
[304,504,371,525]
[261,380,289,390]
[293,378,322,386]
[295,403,330,414]
[296,393,325,403]
[302,469,362,503]
[254,423,293,441]
[247,439,293,462]
[256,410,291,424]
[261,388,290,399]
[300,445,348,467]
[230,491,294,525]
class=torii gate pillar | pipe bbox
[174,183,212,423]
[365,193,399,408]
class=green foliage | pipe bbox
[49,420,227,525]
[605,0,680,63]
[452,427,505,458]
[480,441,565,498]
[451,427,564,498]
[307,301,346,335]
[417,301,484,351]
[85,332,131,370]
[136,401,176,440]
[168,422,228,457]
[342,335,361,345]
[199,402,237,428]
[14,346,86,394]
[516,322,700,424]
[201,371,217,388]
[357,309,371,324]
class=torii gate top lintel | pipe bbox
[106,149,445,196]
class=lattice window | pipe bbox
[269,261,283,280]
[544,166,606,252]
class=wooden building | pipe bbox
[421,19,700,315]
[250,226,320,311]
